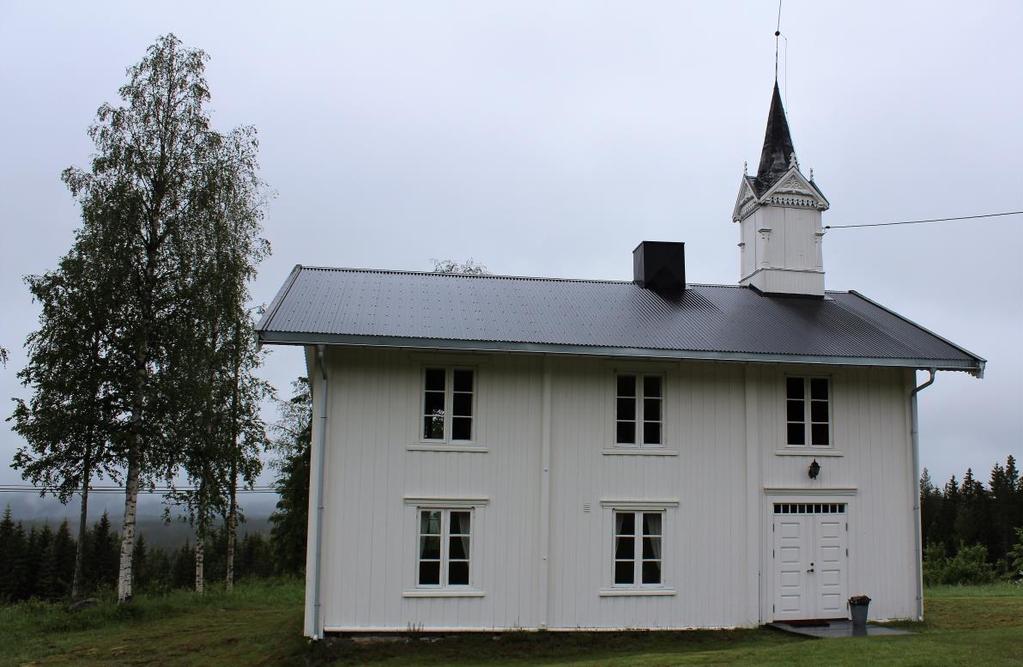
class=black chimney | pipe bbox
[633,241,685,293]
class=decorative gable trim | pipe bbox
[732,176,759,222]
[733,169,829,222]
[759,167,830,211]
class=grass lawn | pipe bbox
[3,580,1021,666]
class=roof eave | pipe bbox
[256,330,983,375]
[256,264,303,332]
[847,290,986,378]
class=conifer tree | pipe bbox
[48,520,77,599]
[37,533,58,600]
[171,541,196,589]
[1006,455,1021,533]
[0,507,15,600]
[9,522,30,601]
[133,534,149,592]
[269,378,312,575]
[88,512,118,591]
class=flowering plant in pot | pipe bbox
[848,594,871,629]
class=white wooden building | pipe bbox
[257,83,984,637]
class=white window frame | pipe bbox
[612,509,665,589]
[414,507,474,590]
[785,375,833,448]
[598,500,677,596]
[420,366,477,444]
[613,372,665,448]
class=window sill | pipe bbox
[602,448,679,456]
[402,590,486,598]
[408,444,489,453]
[774,448,844,457]
[599,588,676,597]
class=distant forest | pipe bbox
[0,509,284,602]
[921,456,1023,585]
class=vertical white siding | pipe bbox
[756,365,916,621]
[546,359,750,628]
[318,348,544,631]
[313,346,918,632]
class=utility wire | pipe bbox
[0,484,278,494]
[825,210,1023,230]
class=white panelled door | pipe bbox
[771,502,849,621]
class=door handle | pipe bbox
[807,562,815,573]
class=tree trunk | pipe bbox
[116,446,140,603]
[225,474,236,592]
[225,322,241,592]
[71,455,91,600]
[194,522,205,594]
[118,227,156,605]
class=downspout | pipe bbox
[310,344,329,639]
[910,368,936,621]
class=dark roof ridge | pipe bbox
[301,264,626,284]
[298,265,852,292]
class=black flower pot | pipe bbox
[849,595,871,630]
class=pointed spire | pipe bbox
[755,81,796,193]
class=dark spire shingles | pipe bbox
[755,81,796,195]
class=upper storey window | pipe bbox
[786,376,830,446]
[423,368,475,442]
[615,374,663,446]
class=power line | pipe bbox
[0,484,278,494]
[825,210,1023,230]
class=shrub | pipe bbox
[1009,527,1023,581]
[924,543,996,585]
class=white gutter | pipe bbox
[309,344,329,639]
[910,368,936,621]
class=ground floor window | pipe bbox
[613,510,663,586]
[417,508,472,587]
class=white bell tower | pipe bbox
[732,83,829,296]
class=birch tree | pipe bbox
[11,244,120,600]
[166,124,270,594]
[195,126,270,593]
[60,34,268,602]
[223,318,271,591]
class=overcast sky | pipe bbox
[1,1,1020,518]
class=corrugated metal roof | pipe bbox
[257,266,985,375]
